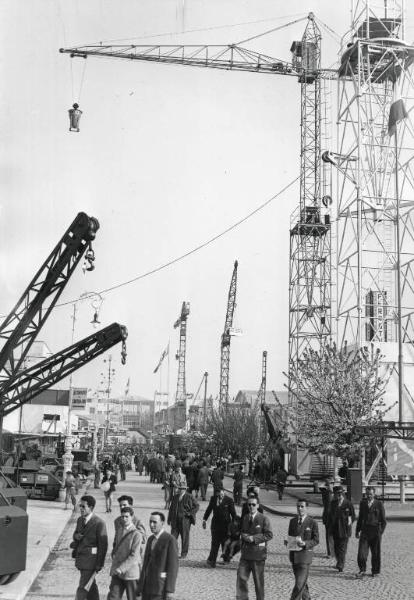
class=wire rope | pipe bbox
[236,16,307,46]
[54,175,300,309]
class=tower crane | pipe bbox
[173,301,190,430]
[220,260,238,405]
[256,350,267,407]
[59,12,334,405]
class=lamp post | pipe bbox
[101,355,116,448]
[62,292,104,475]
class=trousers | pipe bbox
[357,530,382,574]
[207,528,227,565]
[171,517,191,556]
[236,558,265,600]
[107,575,137,600]
[333,536,349,569]
[290,564,311,600]
[75,569,99,600]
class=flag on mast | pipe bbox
[388,80,408,136]
[153,343,169,374]
[124,377,130,397]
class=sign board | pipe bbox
[72,387,88,410]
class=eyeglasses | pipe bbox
[247,503,257,506]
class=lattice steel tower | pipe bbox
[174,301,190,406]
[288,15,332,390]
[330,0,414,422]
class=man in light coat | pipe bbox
[137,512,179,600]
[108,507,143,600]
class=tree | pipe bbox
[285,342,393,460]
[205,403,265,461]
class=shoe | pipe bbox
[206,560,216,568]
[180,554,187,559]
[337,567,343,572]
[372,573,379,577]
[356,571,365,578]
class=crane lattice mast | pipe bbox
[220,261,238,406]
[256,350,267,406]
[288,14,332,409]
[174,301,190,425]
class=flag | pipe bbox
[388,81,408,136]
[153,343,169,374]
[124,377,130,397]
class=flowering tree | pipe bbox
[205,404,265,461]
[285,342,393,459]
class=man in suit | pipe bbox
[197,461,210,501]
[137,511,179,600]
[71,494,108,600]
[167,482,199,558]
[203,488,237,567]
[320,478,334,557]
[356,486,387,577]
[287,499,319,600]
[328,485,355,572]
[236,495,273,600]
[114,495,147,555]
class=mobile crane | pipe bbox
[0,212,127,585]
[220,260,238,405]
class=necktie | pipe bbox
[298,517,302,527]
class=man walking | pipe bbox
[70,494,108,600]
[356,486,387,577]
[328,485,355,572]
[114,495,147,550]
[320,478,334,557]
[236,495,273,600]
[167,482,199,558]
[197,461,210,501]
[287,499,319,600]
[108,506,143,600]
[203,488,236,568]
[137,511,179,600]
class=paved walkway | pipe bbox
[18,471,414,600]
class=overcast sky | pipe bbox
[1,1,414,405]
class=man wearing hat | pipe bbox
[167,480,199,559]
[327,485,355,572]
[203,488,237,567]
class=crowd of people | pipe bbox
[68,448,387,600]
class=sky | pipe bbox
[1,0,414,406]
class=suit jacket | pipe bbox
[203,494,236,532]
[288,515,319,565]
[110,525,142,580]
[328,498,355,538]
[72,513,108,571]
[167,491,199,528]
[137,530,179,597]
[356,498,386,536]
[240,512,273,561]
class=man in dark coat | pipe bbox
[167,482,199,558]
[356,486,387,577]
[286,499,319,600]
[197,461,210,501]
[233,465,244,506]
[210,465,224,494]
[203,488,236,567]
[328,485,355,572]
[71,494,108,600]
[320,478,334,557]
[137,511,179,600]
[236,495,273,600]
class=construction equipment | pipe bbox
[173,302,190,430]
[59,13,333,402]
[0,213,127,584]
[220,261,239,405]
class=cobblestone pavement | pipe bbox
[25,472,414,600]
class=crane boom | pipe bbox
[219,260,238,405]
[0,212,99,385]
[0,323,127,417]
[59,43,336,79]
